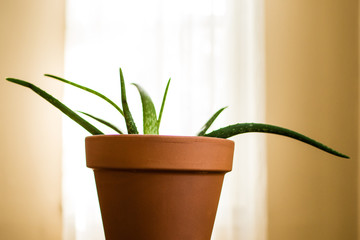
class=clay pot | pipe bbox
[86,135,234,240]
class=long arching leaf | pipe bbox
[157,78,171,131]
[6,78,103,135]
[132,83,158,134]
[119,68,138,134]
[45,74,124,116]
[78,111,123,134]
[197,106,227,136]
[205,123,349,158]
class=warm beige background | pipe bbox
[266,0,358,239]
[0,0,358,239]
[0,0,64,239]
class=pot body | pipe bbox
[86,135,234,240]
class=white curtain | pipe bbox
[62,0,266,239]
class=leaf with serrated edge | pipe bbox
[45,74,124,116]
[119,68,138,134]
[205,123,349,158]
[197,106,227,136]
[6,78,103,135]
[132,83,158,134]
[78,111,123,134]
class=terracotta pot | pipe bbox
[86,135,234,240]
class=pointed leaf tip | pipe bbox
[157,78,171,133]
[205,123,349,159]
[78,111,123,134]
[6,78,103,135]
[120,68,138,134]
[197,106,228,136]
[44,74,124,116]
[132,83,158,134]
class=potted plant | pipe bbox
[6,69,348,240]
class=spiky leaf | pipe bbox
[6,78,103,135]
[205,123,349,158]
[197,106,227,136]
[132,83,158,134]
[45,74,124,116]
[157,78,171,131]
[119,68,138,134]
[78,111,123,134]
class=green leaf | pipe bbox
[197,106,228,136]
[157,78,171,132]
[45,74,124,116]
[119,68,138,134]
[205,123,349,159]
[6,78,103,135]
[78,111,123,134]
[132,83,158,134]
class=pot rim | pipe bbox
[85,134,234,172]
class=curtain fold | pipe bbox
[63,0,266,239]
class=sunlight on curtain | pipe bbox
[62,0,265,239]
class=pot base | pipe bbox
[94,169,225,240]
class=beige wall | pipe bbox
[0,0,64,239]
[266,0,358,239]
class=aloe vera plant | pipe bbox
[6,68,349,158]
